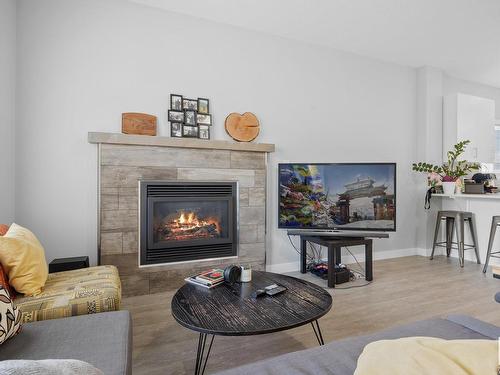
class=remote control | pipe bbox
[252,289,266,298]
[265,286,286,296]
[265,284,279,291]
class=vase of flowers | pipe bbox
[412,140,480,195]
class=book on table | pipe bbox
[185,268,225,288]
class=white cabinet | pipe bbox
[443,93,495,163]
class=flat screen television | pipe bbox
[278,163,396,231]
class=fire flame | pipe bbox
[173,211,220,233]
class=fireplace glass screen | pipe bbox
[153,200,229,243]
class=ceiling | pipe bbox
[131,0,500,88]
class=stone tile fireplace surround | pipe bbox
[89,132,275,296]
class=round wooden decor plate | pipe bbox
[224,112,260,142]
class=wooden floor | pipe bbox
[122,255,500,375]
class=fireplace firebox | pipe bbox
[139,181,238,266]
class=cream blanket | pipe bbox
[0,359,104,375]
[354,337,499,375]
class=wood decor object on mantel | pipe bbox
[122,112,157,136]
[225,112,260,142]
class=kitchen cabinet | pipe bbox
[443,93,495,163]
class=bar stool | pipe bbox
[430,210,481,267]
[482,216,500,273]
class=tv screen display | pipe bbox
[278,163,396,231]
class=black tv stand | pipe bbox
[299,235,373,288]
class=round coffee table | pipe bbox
[171,270,332,375]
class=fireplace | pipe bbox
[139,181,238,266]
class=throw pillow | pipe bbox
[0,223,48,296]
[0,286,22,344]
[0,265,16,299]
[0,224,9,236]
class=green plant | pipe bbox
[412,140,480,181]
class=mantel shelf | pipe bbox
[88,132,275,153]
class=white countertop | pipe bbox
[433,193,500,200]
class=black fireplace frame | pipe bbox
[139,180,238,266]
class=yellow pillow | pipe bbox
[354,336,498,375]
[0,223,48,296]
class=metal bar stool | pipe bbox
[482,216,500,273]
[430,210,480,267]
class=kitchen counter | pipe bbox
[433,193,500,199]
[433,192,500,267]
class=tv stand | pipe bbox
[298,235,373,288]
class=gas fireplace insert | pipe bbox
[139,181,238,266]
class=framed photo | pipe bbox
[171,122,182,137]
[182,98,198,111]
[198,125,210,140]
[197,113,212,125]
[170,94,183,111]
[183,125,199,138]
[184,110,197,126]
[168,110,184,123]
[197,98,209,114]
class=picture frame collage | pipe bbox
[168,94,212,140]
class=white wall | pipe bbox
[0,0,16,224]
[444,75,500,119]
[414,67,443,252]
[16,0,418,266]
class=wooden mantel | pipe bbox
[88,132,275,153]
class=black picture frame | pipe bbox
[182,98,198,111]
[197,113,212,125]
[197,98,210,114]
[171,122,182,138]
[170,94,183,111]
[182,125,199,138]
[198,125,210,140]
[184,110,197,126]
[168,110,184,123]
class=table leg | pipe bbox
[194,333,215,375]
[310,320,325,345]
[300,238,307,274]
[327,245,337,288]
[365,240,373,281]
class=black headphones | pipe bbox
[223,265,241,284]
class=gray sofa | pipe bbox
[215,315,500,375]
[0,310,132,375]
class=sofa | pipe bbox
[14,265,121,323]
[215,315,500,375]
[0,310,132,375]
[1,264,130,374]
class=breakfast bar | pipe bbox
[432,193,500,266]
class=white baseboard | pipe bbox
[266,261,301,273]
[266,248,426,273]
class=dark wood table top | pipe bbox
[171,271,332,336]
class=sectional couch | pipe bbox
[0,310,132,375]
[215,315,500,375]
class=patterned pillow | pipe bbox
[0,286,22,344]
[0,265,16,299]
